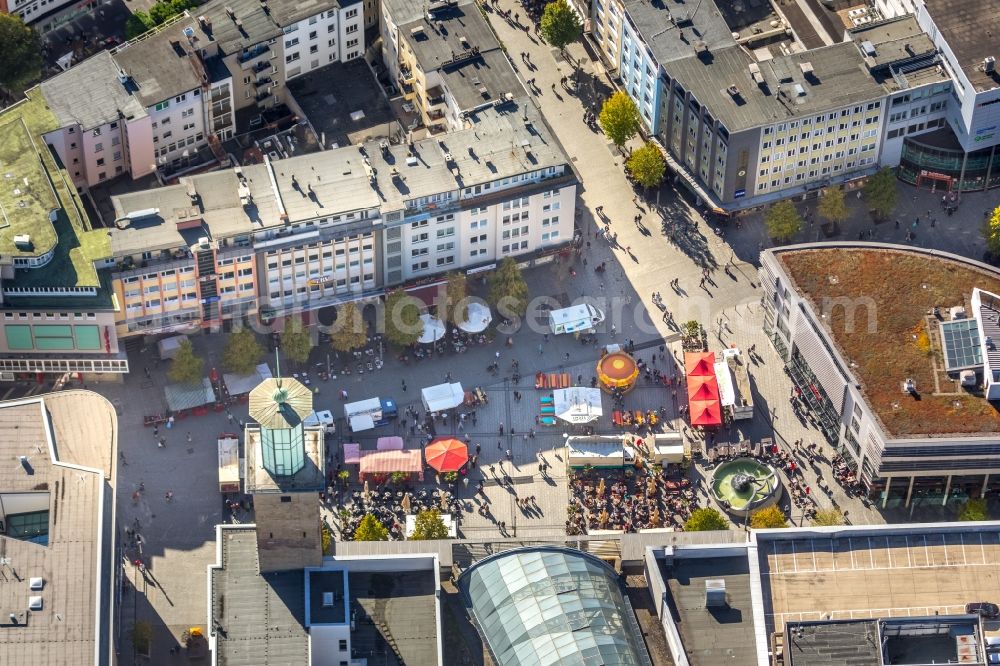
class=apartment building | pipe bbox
[107,102,575,336]
[0,0,94,28]
[380,0,523,133]
[761,244,1000,508]
[34,0,364,188]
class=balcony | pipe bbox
[256,91,272,106]
[252,60,270,73]
[426,85,446,108]
[426,108,446,122]
[398,67,414,84]
[115,253,193,280]
[211,101,232,118]
[238,44,270,69]
[254,76,272,88]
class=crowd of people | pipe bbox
[567,465,698,535]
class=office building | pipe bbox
[761,243,1000,506]
[0,392,117,664]
[107,101,576,337]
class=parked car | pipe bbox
[966,602,1000,619]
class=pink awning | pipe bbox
[376,436,404,451]
[359,449,423,476]
[343,443,361,464]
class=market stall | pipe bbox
[421,382,465,413]
[565,435,634,469]
[217,434,241,493]
[455,302,492,333]
[376,436,404,451]
[552,387,603,424]
[164,378,216,416]
[596,350,640,393]
[417,314,446,344]
[223,367,266,400]
[685,352,722,427]
[342,442,361,465]
[358,449,423,481]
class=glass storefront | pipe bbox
[899,133,1000,192]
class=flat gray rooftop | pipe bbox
[923,0,1000,92]
[664,555,758,666]
[624,0,737,66]
[784,620,880,666]
[440,48,525,112]
[349,570,438,666]
[40,51,147,130]
[666,41,887,132]
[112,22,205,107]
[210,527,309,666]
[0,393,114,666]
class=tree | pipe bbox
[863,168,898,221]
[222,327,263,375]
[958,498,989,522]
[765,200,802,242]
[281,318,313,367]
[383,289,424,347]
[817,187,848,224]
[410,509,449,540]
[442,272,468,326]
[540,0,582,53]
[981,206,1000,257]
[749,505,788,529]
[684,507,729,531]
[329,302,368,353]
[124,0,198,38]
[626,142,666,190]
[599,91,641,150]
[0,15,43,94]
[353,514,389,541]
[129,620,153,655]
[488,257,529,318]
[811,508,845,527]
[167,339,203,385]
[321,523,334,554]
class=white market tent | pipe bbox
[553,387,603,424]
[223,367,266,396]
[456,302,492,333]
[417,314,446,344]
[157,334,189,360]
[421,382,465,412]
[349,414,376,432]
[565,436,634,468]
[217,436,241,492]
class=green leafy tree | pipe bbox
[684,507,729,531]
[281,318,313,367]
[863,168,898,221]
[130,620,153,654]
[540,0,582,53]
[626,142,666,190]
[817,186,848,224]
[442,272,469,326]
[411,509,449,540]
[0,15,43,94]
[598,91,641,150]
[765,200,802,242]
[488,257,529,318]
[981,206,1000,256]
[124,0,198,38]
[321,523,333,554]
[329,302,368,353]
[222,327,263,375]
[353,514,389,541]
[383,289,424,347]
[167,339,203,385]
[749,505,788,529]
[811,508,845,526]
[958,498,989,522]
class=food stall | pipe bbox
[217,434,241,493]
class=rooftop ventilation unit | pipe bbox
[749,63,765,84]
[793,83,806,96]
[29,578,43,591]
[799,61,814,76]
[28,596,42,611]
[705,579,726,607]
[459,35,469,49]
[861,40,877,57]
[13,234,31,249]
[693,41,708,54]
[726,85,740,98]
[411,25,424,37]
[322,592,334,607]
[985,56,997,74]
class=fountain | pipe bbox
[710,458,781,518]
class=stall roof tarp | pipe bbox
[456,302,492,333]
[359,449,423,475]
[349,414,376,432]
[689,399,722,426]
[164,378,215,412]
[218,437,240,486]
[417,314,446,344]
[553,387,604,424]
[421,382,465,412]
[157,335,189,360]
[685,352,717,377]
[565,437,633,467]
[714,360,737,407]
[343,443,361,464]
[223,369,264,396]
[256,363,273,380]
[377,436,404,451]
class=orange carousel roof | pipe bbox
[597,351,639,386]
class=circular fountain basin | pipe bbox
[710,457,782,518]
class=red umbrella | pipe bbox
[425,437,469,473]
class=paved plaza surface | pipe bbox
[47,2,1000,662]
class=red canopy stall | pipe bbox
[684,352,722,427]
[359,449,424,481]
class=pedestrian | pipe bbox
[495,351,500,360]
[463,477,469,488]
[506,449,512,460]
[565,351,570,362]
[498,440,502,450]
[186,431,192,443]
[158,437,166,448]
[401,380,407,391]
[153,425,159,437]
[499,422,504,435]
[475,443,481,455]
[489,464,496,476]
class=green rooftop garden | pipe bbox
[0,89,110,294]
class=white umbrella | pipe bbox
[456,302,492,333]
[417,314,446,344]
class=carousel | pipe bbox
[596,350,640,393]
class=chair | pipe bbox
[540,396,554,405]
[540,416,557,426]
[540,406,555,415]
